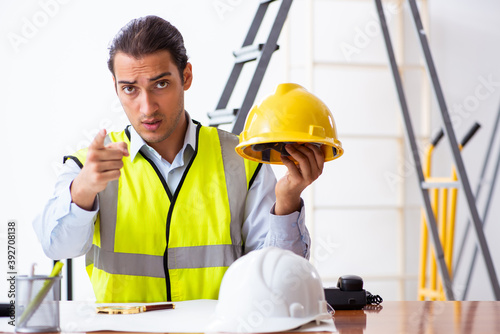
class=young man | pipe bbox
[33,15,325,303]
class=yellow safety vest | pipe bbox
[65,121,261,302]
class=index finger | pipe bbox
[89,129,107,150]
[106,141,129,156]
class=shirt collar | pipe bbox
[128,112,197,163]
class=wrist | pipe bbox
[274,196,301,216]
[70,178,98,211]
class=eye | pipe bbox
[122,86,135,95]
[155,81,168,89]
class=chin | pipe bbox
[143,135,163,144]
[145,132,170,144]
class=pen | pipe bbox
[96,303,175,314]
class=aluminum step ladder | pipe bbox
[374,0,500,300]
[208,0,293,134]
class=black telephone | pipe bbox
[323,275,382,310]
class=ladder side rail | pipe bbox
[215,64,245,111]
[454,106,500,277]
[374,0,455,300]
[462,127,500,299]
[242,2,273,47]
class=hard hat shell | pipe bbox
[235,83,344,165]
[205,247,332,333]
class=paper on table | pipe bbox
[0,300,337,333]
[61,300,217,332]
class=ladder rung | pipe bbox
[209,116,237,127]
[208,109,240,126]
[418,288,444,299]
[207,108,239,119]
[421,181,461,189]
[233,44,279,64]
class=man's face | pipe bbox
[113,50,192,145]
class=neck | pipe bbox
[149,112,188,164]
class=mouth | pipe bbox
[142,119,162,131]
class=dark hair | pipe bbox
[107,15,188,79]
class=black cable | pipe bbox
[366,291,383,305]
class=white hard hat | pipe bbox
[205,247,332,333]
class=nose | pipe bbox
[139,91,158,116]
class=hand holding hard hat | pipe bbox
[236,83,344,215]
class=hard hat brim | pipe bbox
[205,312,332,333]
[236,139,343,165]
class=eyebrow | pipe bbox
[117,72,172,85]
[150,72,171,81]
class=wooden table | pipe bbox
[332,301,500,334]
[4,301,499,333]
[82,301,500,334]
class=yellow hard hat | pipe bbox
[236,83,344,165]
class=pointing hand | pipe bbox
[70,129,129,210]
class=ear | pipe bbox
[112,75,118,95]
[183,62,193,91]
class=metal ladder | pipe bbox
[375,0,500,300]
[208,0,293,134]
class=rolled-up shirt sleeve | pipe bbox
[32,160,97,260]
[241,163,311,259]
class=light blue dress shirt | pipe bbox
[33,115,311,261]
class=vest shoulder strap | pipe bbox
[213,127,262,190]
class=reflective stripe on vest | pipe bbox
[85,244,244,275]
[65,122,261,302]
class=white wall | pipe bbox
[1,0,499,303]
